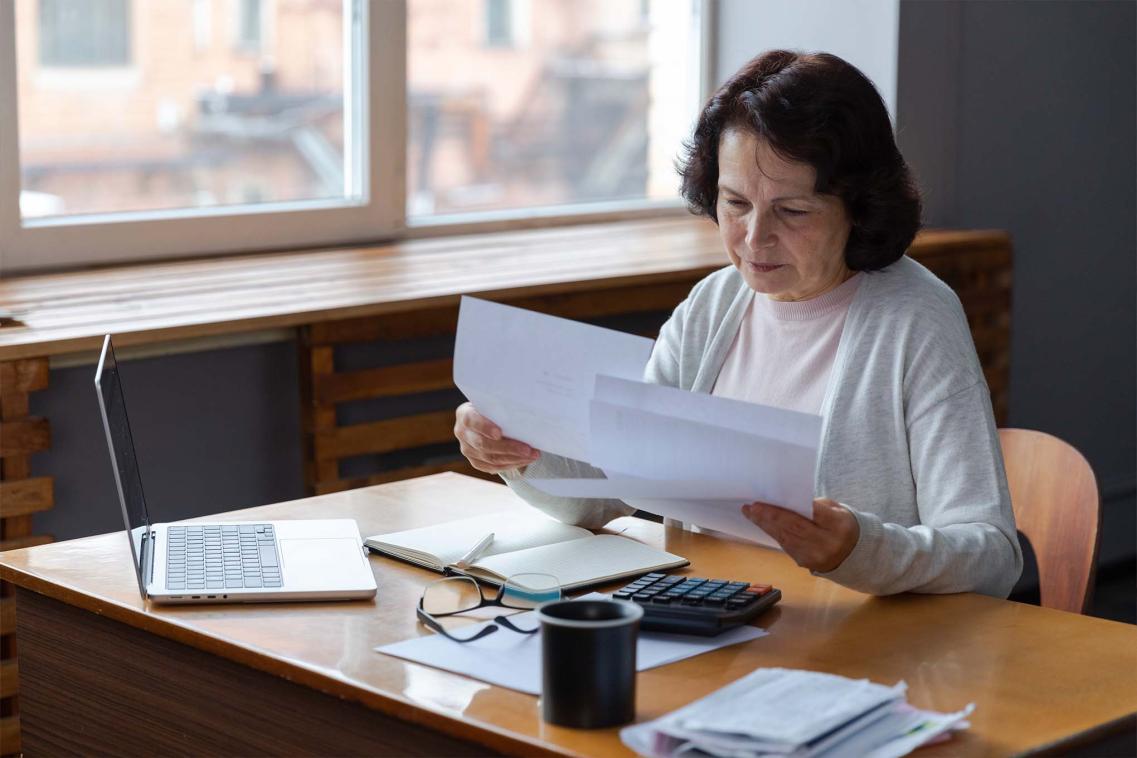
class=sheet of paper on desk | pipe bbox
[375,593,767,695]
[453,297,655,462]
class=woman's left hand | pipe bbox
[741,498,859,573]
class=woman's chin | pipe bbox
[739,268,793,297]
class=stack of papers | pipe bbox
[454,297,823,545]
[621,668,974,758]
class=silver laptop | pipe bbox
[94,335,377,604]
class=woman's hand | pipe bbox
[454,402,541,474]
[741,498,859,573]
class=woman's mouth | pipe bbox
[746,262,785,273]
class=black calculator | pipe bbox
[612,573,781,636]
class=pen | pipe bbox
[455,532,494,569]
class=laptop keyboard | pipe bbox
[165,524,282,591]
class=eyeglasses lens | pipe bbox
[422,576,483,615]
[501,573,561,610]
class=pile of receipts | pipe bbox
[620,668,974,758]
[454,297,824,546]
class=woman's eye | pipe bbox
[725,199,747,208]
[780,207,808,216]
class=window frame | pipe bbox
[0,0,714,276]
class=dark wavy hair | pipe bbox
[678,51,922,271]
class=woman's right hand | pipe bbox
[454,402,541,474]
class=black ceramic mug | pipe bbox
[537,599,643,728]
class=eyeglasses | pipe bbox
[417,569,561,643]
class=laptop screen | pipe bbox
[94,335,154,597]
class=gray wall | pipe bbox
[33,342,305,540]
[897,0,1136,564]
[29,3,1137,578]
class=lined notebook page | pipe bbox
[472,534,687,590]
[366,511,591,568]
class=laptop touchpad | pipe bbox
[279,538,364,585]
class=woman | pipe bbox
[453,51,1022,598]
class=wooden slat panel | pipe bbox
[0,660,16,699]
[0,419,49,459]
[0,535,52,553]
[309,306,459,345]
[0,715,19,757]
[314,411,456,461]
[0,478,53,519]
[0,360,47,396]
[299,343,338,490]
[308,279,698,349]
[315,359,454,404]
[313,459,485,495]
[0,394,28,423]
[507,280,699,321]
[0,600,13,636]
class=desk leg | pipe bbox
[0,357,54,757]
[14,588,493,756]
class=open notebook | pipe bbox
[364,512,688,591]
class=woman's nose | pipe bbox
[745,211,774,249]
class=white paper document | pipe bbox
[375,593,767,695]
[593,374,822,449]
[453,296,654,462]
[529,376,823,533]
[454,299,824,540]
[621,667,975,758]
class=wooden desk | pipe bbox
[0,220,1015,752]
[7,473,1127,757]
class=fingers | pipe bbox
[454,403,540,474]
[455,402,502,441]
[743,502,816,543]
[741,500,846,571]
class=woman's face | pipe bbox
[716,128,853,301]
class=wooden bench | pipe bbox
[0,216,1012,754]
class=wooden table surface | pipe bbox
[1,472,1134,756]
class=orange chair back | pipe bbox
[999,428,1101,614]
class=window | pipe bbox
[39,0,131,67]
[235,0,262,51]
[0,1,709,273]
[408,0,704,221]
[485,0,513,48]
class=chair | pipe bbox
[999,428,1101,614]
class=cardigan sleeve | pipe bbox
[816,381,1023,597]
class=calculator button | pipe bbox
[651,596,673,604]
[658,576,683,586]
[633,593,653,602]
[703,597,725,606]
[682,597,705,606]
[643,573,666,580]
[614,591,634,600]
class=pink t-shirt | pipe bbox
[712,273,863,414]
